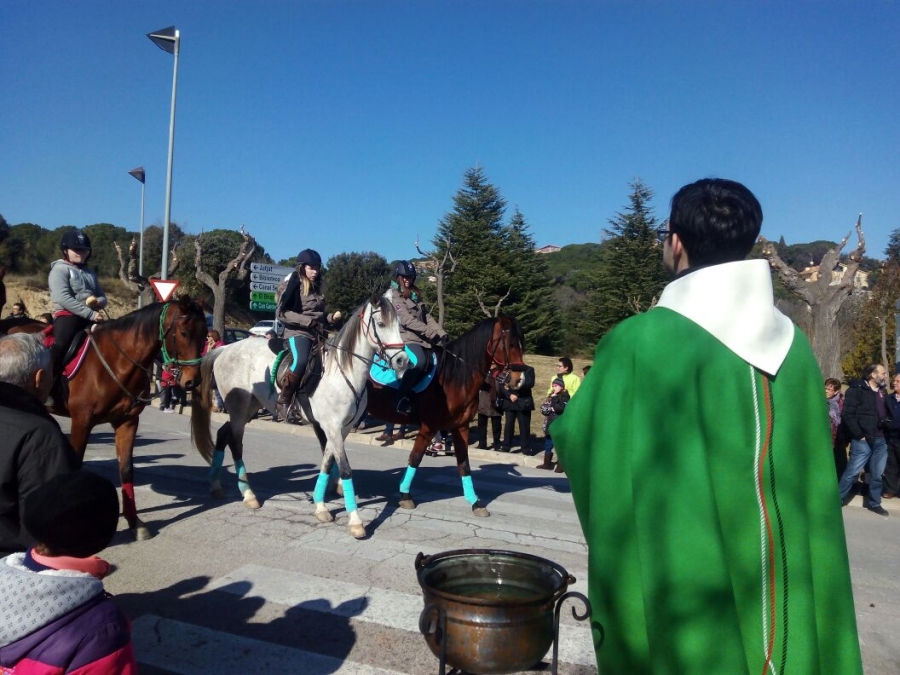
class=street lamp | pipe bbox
[127,166,146,306]
[147,25,180,280]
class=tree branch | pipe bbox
[758,235,814,305]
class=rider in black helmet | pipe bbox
[389,260,449,415]
[47,229,107,379]
[274,249,340,418]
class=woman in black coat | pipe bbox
[497,363,535,453]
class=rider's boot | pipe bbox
[395,370,416,416]
[277,371,302,421]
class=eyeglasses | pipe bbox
[656,226,672,243]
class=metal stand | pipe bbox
[420,592,593,675]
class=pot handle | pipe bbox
[414,551,430,571]
[419,603,444,642]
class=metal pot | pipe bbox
[415,549,575,675]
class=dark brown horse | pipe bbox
[366,315,526,517]
[3,297,208,540]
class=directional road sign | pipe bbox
[250,291,276,303]
[250,272,287,284]
[249,282,279,293]
[250,262,294,276]
[250,301,277,312]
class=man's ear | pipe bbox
[34,367,52,401]
[670,233,690,272]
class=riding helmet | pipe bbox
[60,229,92,252]
[393,260,417,280]
[296,249,322,267]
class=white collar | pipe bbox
[655,259,794,376]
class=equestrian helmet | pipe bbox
[60,229,92,252]
[393,260,417,280]
[296,248,322,268]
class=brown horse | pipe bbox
[365,315,526,517]
[4,297,208,540]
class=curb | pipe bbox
[165,405,547,469]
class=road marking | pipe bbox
[207,564,597,667]
[132,615,404,674]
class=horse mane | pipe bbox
[330,295,397,373]
[440,316,521,389]
[96,298,205,340]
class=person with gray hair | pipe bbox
[0,333,78,557]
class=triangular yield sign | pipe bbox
[149,278,180,302]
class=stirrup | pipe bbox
[395,397,412,416]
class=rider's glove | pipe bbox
[437,334,451,347]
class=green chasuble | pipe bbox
[554,264,862,675]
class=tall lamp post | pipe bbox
[127,166,146,306]
[147,25,180,280]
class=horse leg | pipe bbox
[332,433,365,539]
[209,421,233,499]
[398,426,436,510]
[113,417,153,540]
[310,423,342,497]
[313,450,336,524]
[228,416,259,509]
[451,426,489,517]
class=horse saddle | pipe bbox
[369,346,437,393]
[271,345,324,397]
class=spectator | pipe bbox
[5,301,27,319]
[547,357,581,396]
[375,422,409,445]
[158,363,184,413]
[838,363,890,515]
[0,471,138,673]
[537,377,569,471]
[475,373,502,450]
[582,365,591,377]
[826,377,847,477]
[553,178,862,673]
[204,330,225,413]
[0,334,79,557]
[35,313,54,325]
[882,373,900,499]
[498,363,535,453]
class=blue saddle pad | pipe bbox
[369,346,437,393]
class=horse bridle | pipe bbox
[357,304,404,370]
[158,303,204,368]
[485,324,524,380]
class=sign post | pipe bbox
[249,263,293,316]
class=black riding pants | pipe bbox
[287,335,313,375]
[398,344,430,396]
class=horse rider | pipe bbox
[275,249,340,417]
[48,229,107,379]
[388,260,450,415]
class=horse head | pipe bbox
[487,315,526,384]
[362,293,408,373]
[160,295,208,390]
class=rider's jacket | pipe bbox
[48,260,106,321]
[276,270,325,340]
[387,286,446,348]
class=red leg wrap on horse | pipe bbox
[122,482,137,521]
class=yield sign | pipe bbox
[149,278,180,302]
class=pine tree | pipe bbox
[433,167,511,337]
[587,179,667,337]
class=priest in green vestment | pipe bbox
[553,178,863,675]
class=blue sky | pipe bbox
[2,1,897,266]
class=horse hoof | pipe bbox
[334,482,344,498]
[132,524,154,541]
[399,494,417,510]
[349,523,366,539]
[472,500,491,518]
[242,490,261,510]
[316,509,334,523]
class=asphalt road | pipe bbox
[59,409,899,675]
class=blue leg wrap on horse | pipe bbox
[400,465,417,493]
[342,478,358,513]
[209,449,225,481]
[314,472,329,503]
[329,462,340,479]
[235,459,249,494]
[462,475,478,504]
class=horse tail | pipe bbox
[191,350,220,464]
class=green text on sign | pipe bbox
[251,291,276,302]
[250,301,277,311]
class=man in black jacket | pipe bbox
[0,333,79,556]
[838,363,890,516]
[498,363,536,453]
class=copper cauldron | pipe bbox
[415,549,579,675]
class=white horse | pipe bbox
[190,294,407,538]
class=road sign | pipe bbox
[250,291,276,302]
[149,278,179,302]
[250,262,293,276]
[250,272,286,284]
[249,282,279,293]
[250,301,277,312]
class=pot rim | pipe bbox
[415,548,575,607]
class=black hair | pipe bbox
[558,357,573,373]
[669,178,762,266]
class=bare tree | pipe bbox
[114,237,180,308]
[194,226,257,335]
[474,286,511,318]
[759,214,865,379]
[415,235,457,327]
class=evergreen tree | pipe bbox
[433,166,510,337]
[503,208,558,353]
[587,179,667,336]
[325,251,391,315]
[886,227,900,263]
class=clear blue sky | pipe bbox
[2,1,897,265]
